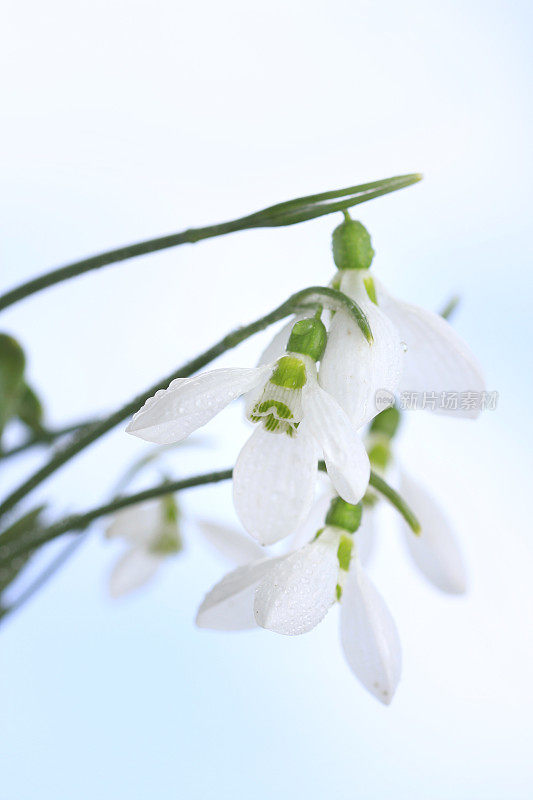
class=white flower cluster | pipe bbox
[114,217,484,704]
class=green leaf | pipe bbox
[16,383,44,434]
[0,506,45,596]
[0,333,26,436]
[245,174,423,228]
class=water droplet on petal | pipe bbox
[400,341,408,353]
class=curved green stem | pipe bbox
[1,464,420,568]
[0,174,421,312]
[368,471,421,534]
[0,469,233,562]
[318,461,420,533]
[0,285,364,519]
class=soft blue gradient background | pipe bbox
[1,1,532,798]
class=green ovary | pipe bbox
[150,527,182,555]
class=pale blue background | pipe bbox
[1,1,532,798]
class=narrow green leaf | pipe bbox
[0,506,45,595]
[0,174,422,313]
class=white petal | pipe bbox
[254,534,340,635]
[233,424,319,545]
[109,548,163,597]
[319,271,403,429]
[126,365,272,444]
[196,558,283,630]
[376,281,485,418]
[303,380,370,505]
[244,314,310,417]
[355,507,377,566]
[399,470,467,594]
[105,501,161,546]
[340,558,402,705]
[197,519,265,566]
[288,485,335,550]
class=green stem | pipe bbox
[0,464,419,566]
[368,471,421,534]
[439,295,460,321]
[0,174,421,312]
[317,461,420,533]
[0,419,96,461]
[0,469,233,562]
[0,285,364,519]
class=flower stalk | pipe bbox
[0,174,421,313]
[0,286,369,519]
[0,467,418,565]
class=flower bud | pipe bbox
[331,217,374,270]
[286,318,327,362]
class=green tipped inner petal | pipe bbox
[363,276,378,305]
[337,534,354,572]
[270,356,307,389]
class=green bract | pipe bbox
[326,497,363,533]
[332,218,374,271]
[286,318,327,362]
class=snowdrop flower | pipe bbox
[106,495,182,597]
[127,317,371,545]
[197,496,401,705]
[319,217,485,423]
[365,407,467,594]
[397,470,467,594]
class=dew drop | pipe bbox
[400,341,408,352]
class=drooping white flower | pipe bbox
[106,496,182,597]
[319,218,485,423]
[127,318,371,545]
[320,269,404,429]
[398,469,467,594]
[365,406,468,595]
[196,498,401,705]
